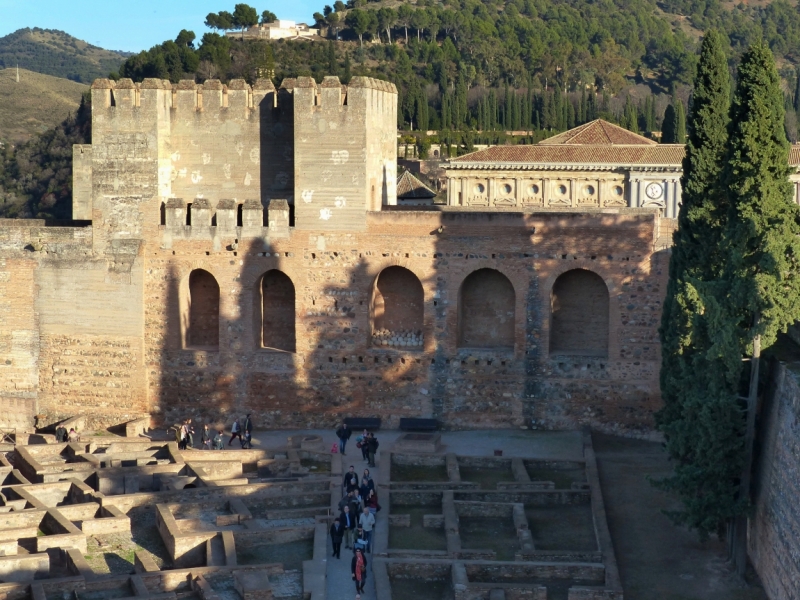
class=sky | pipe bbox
[0,0,320,52]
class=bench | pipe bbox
[399,418,440,432]
[344,417,381,431]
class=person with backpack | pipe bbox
[336,421,352,456]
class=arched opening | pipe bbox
[258,270,296,352]
[371,266,424,348]
[550,269,609,357]
[457,269,515,349]
[187,269,219,349]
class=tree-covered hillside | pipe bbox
[0,28,129,83]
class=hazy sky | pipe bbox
[0,0,319,52]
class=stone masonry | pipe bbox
[0,75,667,435]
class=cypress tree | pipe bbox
[587,89,597,121]
[794,66,800,114]
[724,40,800,569]
[579,86,586,124]
[662,104,677,142]
[675,99,686,142]
[656,29,739,539]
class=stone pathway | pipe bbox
[325,445,384,600]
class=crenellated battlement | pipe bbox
[91,75,396,114]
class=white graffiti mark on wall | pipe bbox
[249,148,260,164]
[319,208,333,220]
[223,164,232,180]
[191,171,203,184]
[202,153,211,165]
[334,196,346,208]
[302,190,314,203]
[244,173,252,186]
[331,150,349,165]
[235,141,244,156]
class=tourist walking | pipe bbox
[343,465,356,494]
[336,421,352,456]
[243,413,253,435]
[330,518,344,559]
[67,428,79,443]
[201,424,212,450]
[345,471,360,494]
[340,505,357,549]
[359,506,376,553]
[213,430,224,450]
[185,420,195,449]
[55,424,67,443]
[228,419,242,446]
[365,488,379,515]
[351,548,367,594]
[241,429,252,449]
[357,429,369,461]
[366,434,378,467]
[359,477,372,501]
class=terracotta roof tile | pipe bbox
[452,144,685,165]
[539,120,657,146]
[397,171,436,199]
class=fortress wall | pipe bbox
[35,260,148,421]
[142,210,663,433]
[750,362,800,599]
[168,80,264,211]
[294,77,397,231]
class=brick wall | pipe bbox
[458,268,516,349]
[140,210,665,434]
[750,362,800,599]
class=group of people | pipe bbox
[175,414,253,450]
[331,464,381,594]
[54,426,79,443]
[336,423,379,467]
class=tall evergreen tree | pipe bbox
[662,104,677,142]
[656,29,737,539]
[723,40,800,570]
[675,99,687,142]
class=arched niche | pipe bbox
[257,270,296,352]
[370,266,424,349]
[550,269,609,357]
[457,268,515,349]
[186,269,220,349]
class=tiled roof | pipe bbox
[451,144,685,166]
[790,145,800,165]
[539,119,657,146]
[397,170,436,199]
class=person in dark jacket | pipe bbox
[243,414,253,435]
[340,504,357,549]
[343,465,356,493]
[359,477,372,501]
[330,518,344,558]
[366,434,379,467]
[345,472,360,494]
[351,548,367,593]
[336,422,352,456]
[201,425,212,450]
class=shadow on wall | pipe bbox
[153,204,657,430]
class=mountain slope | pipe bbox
[0,28,129,83]
[0,68,87,146]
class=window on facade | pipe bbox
[550,269,609,357]
[458,268,515,349]
[187,269,220,348]
[259,270,296,352]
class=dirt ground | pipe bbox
[594,433,768,600]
